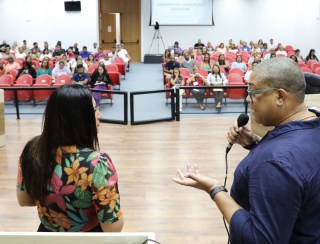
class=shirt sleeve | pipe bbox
[16,159,25,191]
[91,153,122,224]
[230,160,302,244]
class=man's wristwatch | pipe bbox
[209,186,228,201]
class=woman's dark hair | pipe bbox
[22,61,31,69]
[308,49,315,57]
[212,64,222,78]
[20,84,99,205]
[88,54,94,62]
[236,55,243,62]
[172,68,181,79]
[42,48,49,54]
[218,54,226,65]
[41,60,49,69]
[290,55,298,63]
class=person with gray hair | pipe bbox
[173,58,320,243]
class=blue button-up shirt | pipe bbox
[230,113,320,243]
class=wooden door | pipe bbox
[99,0,141,62]
[100,13,116,51]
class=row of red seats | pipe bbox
[165,72,247,104]
[0,74,113,103]
[299,60,320,74]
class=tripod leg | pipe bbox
[157,30,166,50]
[148,30,158,54]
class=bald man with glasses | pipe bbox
[174,58,320,243]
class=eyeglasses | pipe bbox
[247,87,278,100]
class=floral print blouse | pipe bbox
[16,146,122,232]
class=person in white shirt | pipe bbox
[269,38,275,49]
[206,64,228,111]
[15,48,27,59]
[108,47,117,63]
[276,45,287,56]
[39,48,52,61]
[244,61,258,83]
[116,44,131,68]
[91,42,98,54]
[100,54,112,66]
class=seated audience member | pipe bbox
[201,53,212,72]
[195,49,204,63]
[39,48,52,61]
[171,41,183,53]
[33,42,41,53]
[66,48,75,60]
[71,43,79,55]
[55,54,70,70]
[17,84,123,233]
[163,48,172,62]
[25,56,35,69]
[241,42,251,52]
[206,64,228,110]
[251,43,261,53]
[270,53,277,58]
[108,46,117,62]
[226,39,233,51]
[216,43,227,54]
[80,46,91,59]
[30,48,40,59]
[21,44,30,54]
[101,54,112,66]
[0,40,10,49]
[248,53,263,66]
[228,43,239,54]
[186,66,207,110]
[91,64,113,107]
[86,54,97,67]
[231,55,247,72]
[11,41,19,53]
[116,44,131,68]
[181,53,195,73]
[91,42,98,54]
[2,48,11,59]
[194,39,205,49]
[16,61,36,79]
[206,42,214,54]
[4,55,21,73]
[261,43,268,53]
[216,54,230,74]
[295,49,304,62]
[164,55,181,77]
[244,61,258,82]
[276,45,287,56]
[173,47,181,59]
[52,60,71,78]
[170,68,184,111]
[0,62,5,77]
[52,45,65,58]
[72,64,90,86]
[43,41,53,53]
[71,58,88,76]
[56,41,65,53]
[290,55,298,63]
[305,49,319,62]
[94,47,105,61]
[15,48,27,59]
[264,48,276,60]
[258,39,264,48]
[189,48,195,60]
[202,46,208,56]
[36,60,52,77]
[249,41,254,50]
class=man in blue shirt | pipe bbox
[173,58,320,243]
[79,46,91,59]
[72,64,90,86]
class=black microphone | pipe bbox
[226,113,249,154]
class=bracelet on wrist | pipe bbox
[209,186,228,201]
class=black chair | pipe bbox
[304,73,320,94]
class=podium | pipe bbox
[0,89,4,147]
[0,232,156,244]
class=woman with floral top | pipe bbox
[16,84,123,232]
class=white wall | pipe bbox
[141,0,320,60]
[0,0,99,50]
[1,0,319,60]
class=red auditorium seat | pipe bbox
[33,74,53,101]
